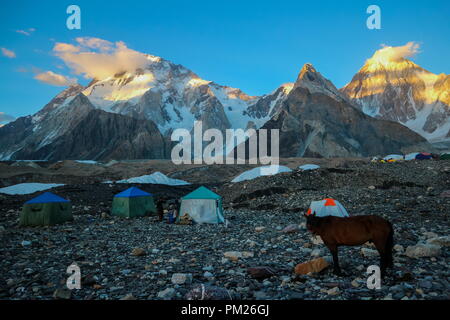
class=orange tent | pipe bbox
[306,198,349,218]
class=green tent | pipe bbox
[20,192,73,226]
[111,187,156,218]
[440,153,450,160]
[177,186,224,224]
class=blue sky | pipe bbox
[0,0,449,120]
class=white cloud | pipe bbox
[53,37,150,80]
[1,47,16,58]
[53,42,80,53]
[0,112,15,125]
[16,28,36,36]
[34,71,77,86]
[370,42,420,64]
[75,37,113,51]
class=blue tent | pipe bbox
[415,153,433,160]
[112,187,156,218]
[25,192,70,204]
[114,187,152,198]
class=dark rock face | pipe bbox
[233,86,427,159]
[19,109,170,161]
[245,86,290,120]
[0,116,34,156]
[268,86,427,157]
[0,93,169,161]
[38,84,85,115]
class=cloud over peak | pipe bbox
[53,37,150,80]
[369,42,420,65]
[34,71,77,87]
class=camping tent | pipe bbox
[111,187,156,218]
[299,164,320,171]
[178,186,224,224]
[383,154,404,161]
[440,153,450,160]
[19,192,72,226]
[306,198,349,218]
[405,153,420,161]
[415,152,433,160]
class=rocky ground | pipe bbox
[0,157,368,186]
[0,159,449,300]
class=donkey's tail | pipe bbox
[385,222,394,268]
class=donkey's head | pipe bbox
[304,211,322,233]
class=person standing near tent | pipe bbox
[156,199,164,222]
[167,204,176,224]
[174,199,180,221]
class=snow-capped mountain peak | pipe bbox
[0,44,438,161]
[341,54,450,142]
[38,53,266,136]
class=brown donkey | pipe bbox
[305,213,394,277]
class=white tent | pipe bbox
[405,152,420,161]
[383,154,404,161]
[306,198,349,218]
[299,164,320,171]
[178,186,224,224]
[231,165,292,183]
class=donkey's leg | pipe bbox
[373,239,387,278]
[327,244,342,276]
[385,246,393,269]
[385,230,394,268]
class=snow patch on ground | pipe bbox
[0,183,65,195]
[116,171,190,185]
[298,164,320,171]
[75,160,98,165]
[231,165,292,183]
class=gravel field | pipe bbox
[0,160,449,300]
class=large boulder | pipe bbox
[53,288,72,300]
[439,190,450,198]
[427,236,450,247]
[247,267,277,280]
[294,257,329,275]
[282,224,300,233]
[131,248,146,256]
[171,273,193,285]
[157,288,176,300]
[223,251,254,261]
[361,248,379,258]
[185,285,234,300]
[405,243,441,258]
